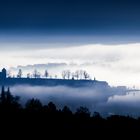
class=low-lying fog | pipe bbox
[9,85,140,117]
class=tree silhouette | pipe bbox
[83,70,90,80]
[44,70,49,78]
[93,112,102,118]
[62,106,72,115]
[27,73,31,78]
[75,106,90,118]
[17,69,22,78]
[0,86,21,110]
[62,70,67,79]
[33,69,41,78]
[25,98,42,111]
[66,70,71,79]
[74,70,80,80]
[79,70,84,79]
[7,70,12,78]
[47,102,57,113]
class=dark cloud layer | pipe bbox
[0,0,140,35]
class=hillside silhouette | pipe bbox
[0,68,110,88]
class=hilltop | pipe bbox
[0,68,109,88]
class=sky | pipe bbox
[0,0,140,87]
[1,0,140,35]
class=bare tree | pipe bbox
[27,73,31,78]
[62,70,67,79]
[62,70,71,79]
[83,70,90,80]
[33,69,41,78]
[74,70,80,80]
[7,70,12,78]
[33,69,37,78]
[79,70,84,79]
[66,70,71,79]
[44,70,49,78]
[17,69,22,78]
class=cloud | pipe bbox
[0,43,140,87]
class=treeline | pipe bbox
[8,69,91,80]
[0,88,140,131]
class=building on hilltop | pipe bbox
[0,68,7,79]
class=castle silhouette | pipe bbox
[0,68,6,79]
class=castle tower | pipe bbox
[1,68,6,79]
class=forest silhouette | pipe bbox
[0,86,140,134]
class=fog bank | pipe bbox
[7,85,140,117]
